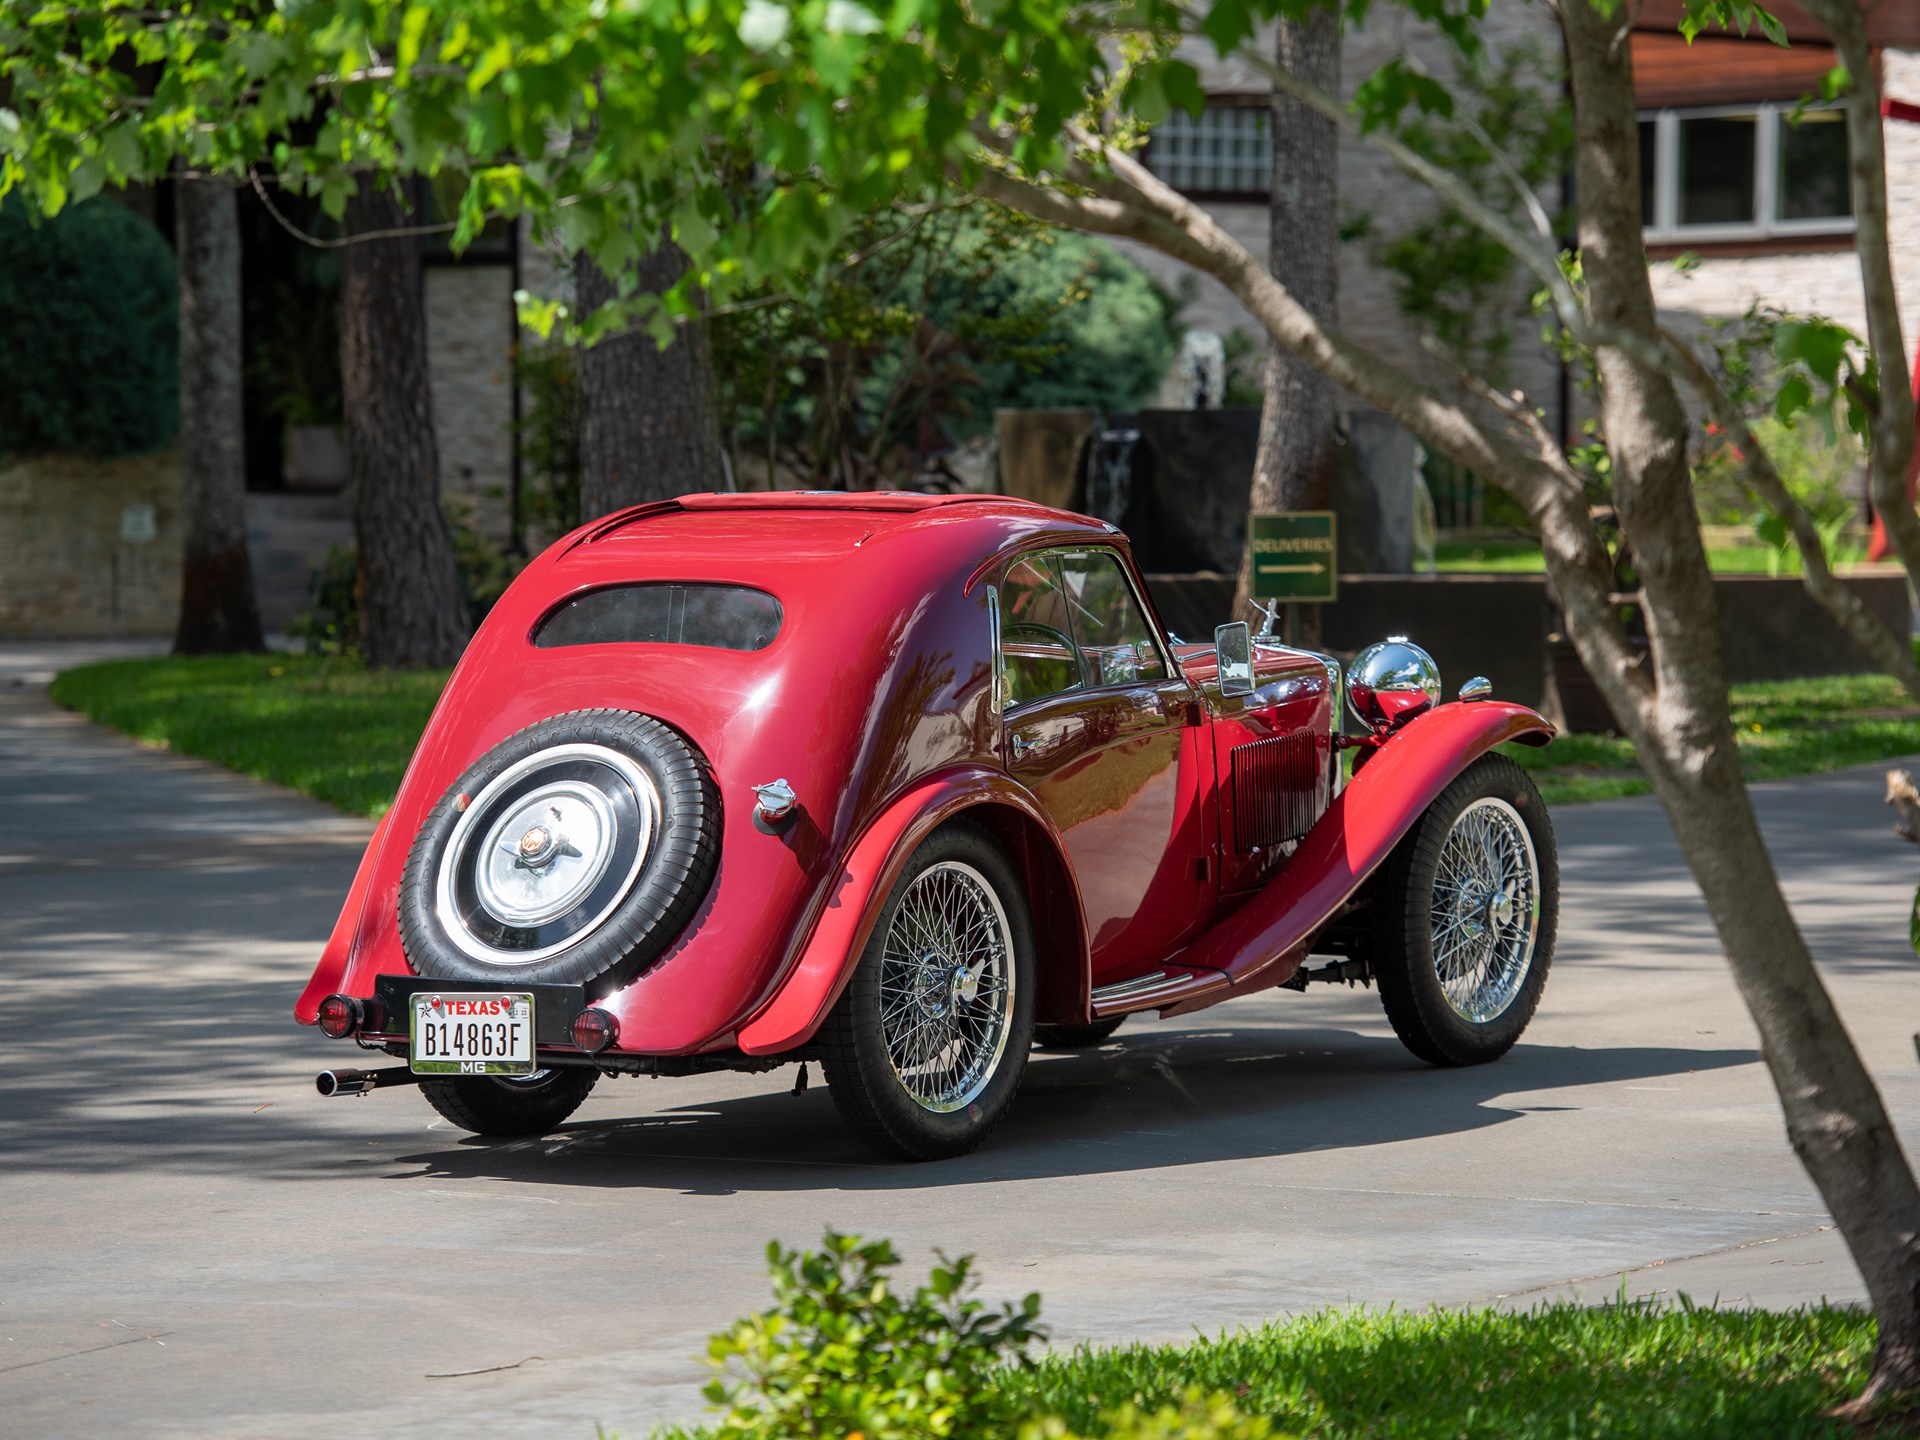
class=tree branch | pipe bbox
[967,141,1651,720]
[247,170,455,248]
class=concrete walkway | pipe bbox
[3,640,1919,1438]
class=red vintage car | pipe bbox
[301,492,1557,1159]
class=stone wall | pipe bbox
[0,450,182,638]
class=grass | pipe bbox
[48,653,450,819]
[1501,669,1920,807]
[1436,540,1871,575]
[45,653,1920,818]
[999,1300,1889,1440]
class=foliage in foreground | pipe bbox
[1010,1298,1880,1440]
[696,1234,1044,1440]
[641,1233,1883,1440]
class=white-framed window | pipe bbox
[1144,104,1272,197]
[1639,103,1853,242]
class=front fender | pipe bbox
[1164,700,1552,1003]
[735,767,1075,1056]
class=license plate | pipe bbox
[409,992,535,1076]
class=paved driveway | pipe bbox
[4,642,1919,1439]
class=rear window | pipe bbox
[533,584,782,652]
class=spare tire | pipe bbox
[398,709,720,992]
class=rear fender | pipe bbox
[295,813,393,1024]
[736,769,1087,1056]
[1162,701,1552,1009]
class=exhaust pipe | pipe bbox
[316,1066,423,1098]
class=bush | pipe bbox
[695,1233,1044,1440]
[937,221,1177,417]
[0,198,178,457]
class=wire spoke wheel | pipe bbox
[1368,754,1557,1068]
[877,860,1017,1113]
[1428,797,1541,1023]
[821,824,1035,1160]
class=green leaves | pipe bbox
[700,1231,1045,1440]
[1351,57,1454,132]
[1772,315,1877,438]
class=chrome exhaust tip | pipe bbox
[315,1066,421,1098]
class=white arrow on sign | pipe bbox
[1259,562,1327,575]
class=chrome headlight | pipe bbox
[1347,635,1441,730]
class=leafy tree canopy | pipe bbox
[0,0,1786,343]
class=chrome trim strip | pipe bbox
[1090,971,1171,1004]
[1089,968,1230,1016]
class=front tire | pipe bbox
[1370,754,1557,1066]
[420,1067,598,1137]
[820,824,1035,1160]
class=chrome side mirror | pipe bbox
[1215,621,1254,698]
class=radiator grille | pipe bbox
[1232,729,1329,852]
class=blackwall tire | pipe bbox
[1033,1017,1124,1050]
[820,823,1035,1161]
[420,1067,598,1137]
[398,709,719,993]
[1370,753,1557,1067]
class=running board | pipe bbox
[1089,968,1229,1018]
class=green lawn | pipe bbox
[48,653,451,819]
[1503,670,1920,807]
[1436,540,1870,575]
[1001,1300,1885,1440]
[46,652,1920,817]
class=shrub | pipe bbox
[697,1233,1044,1440]
[0,198,178,457]
[1023,1393,1282,1440]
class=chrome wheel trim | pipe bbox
[434,743,658,967]
[1429,796,1540,1023]
[472,779,620,927]
[877,860,1016,1114]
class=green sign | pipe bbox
[1249,512,1338,602]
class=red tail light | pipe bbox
[571,1008,618,1054]
[317,994,364,1039]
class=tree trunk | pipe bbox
[1238,12,1340,645]
[576,239,725,520]
[172,177,264,656]
[1557,0,1920,1402]
[974,19,1920,1405]
[338,178,469,671]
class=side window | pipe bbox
[1057,550,1168,688]
[998,555,1082,707]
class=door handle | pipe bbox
[1009,732,1036,761]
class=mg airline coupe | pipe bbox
[301,492,1557,1159]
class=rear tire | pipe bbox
[1034,1017,1124,1049]
[1369,754,1556,1066]
[820,824,1034,1160]
[420,1067,598,1137]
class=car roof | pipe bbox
[562,491,1121,590]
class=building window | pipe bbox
[1144,104,1271,198]
[1639,104,1853,242]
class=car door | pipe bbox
[996,549,1216,984]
